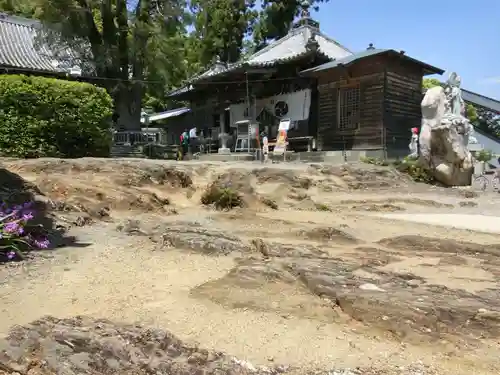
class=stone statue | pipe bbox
[418,72,474,186]
[445,72,465,116]
[218,132,230,154]
[408,127,419,159]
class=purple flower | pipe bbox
[22,212,34,221]
[3,221,20,233]
[33,238,50,249]
[6,251,15,260]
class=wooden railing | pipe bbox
[112,131,162,145]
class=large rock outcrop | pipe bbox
[419,74,474,186]
[0,316,288,375]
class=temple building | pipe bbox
[166,3,444,158]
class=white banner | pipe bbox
[229,89,311,126]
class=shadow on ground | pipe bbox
[0,168,90,263]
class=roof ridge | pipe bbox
[314,28,353,55]
[0,13,40,28]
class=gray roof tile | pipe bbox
[462,89,500,113]
[246,25,352,65]
[168,24,353,96]
[0,13,78,73]
[301,48,443,75]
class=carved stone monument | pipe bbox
[418,72,474,186]
[218,132,231,154]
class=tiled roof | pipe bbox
[245,24,352,66]
[301,48,444,75]
[168,24,353,97]
[462,89,500,113]
[0,13,79,73]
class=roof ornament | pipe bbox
[212,54,226,71]
[293,0,320,30]
[367,43,375,50]
[300,0,311,18]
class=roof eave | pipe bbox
[385,50,444,76]
[301,49,445,77]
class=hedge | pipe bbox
[0,75,113,158]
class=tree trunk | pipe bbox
[113,84,143,131]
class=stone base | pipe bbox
[218,147,231,155]
[199,153,255,162]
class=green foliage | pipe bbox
[0,201,49,262]
[0,0,38,18]
[260,197,278,209]
[422,78,441,89]
[359,156,389,166]
[0,75,113,158]
[253,0,329,49]
[475,149,493,162]
[360,155,434,184]
[188,0,258,66]
[474,107,500,138]
[395,157,434,183]
[314,202,331,211]
[33,0,189,127]
[201,184,243,210]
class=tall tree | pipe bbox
[252,0,329,50]
[188,0,257,67]
[34,0,187,130]
[0,0,38,17]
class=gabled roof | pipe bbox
[244,24,352,66]
[0,13,80,74]
[301,48,444,76]
[168,24,352,97]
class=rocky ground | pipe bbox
[1,157,500,375]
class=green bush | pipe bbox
[395,158,434,183]
[201,184,243,210]
[359,156,389,166]
[0,75,113,158]
[475,149,493,162]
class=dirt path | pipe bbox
[0,222,496,375]
[2,158,500,374]
[377,213,500,234]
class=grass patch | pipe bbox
[260,197,278,210]
[360,156,434,184]
[201,183,243,210]
[315,202,332,211]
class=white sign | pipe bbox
[229,89,311,126]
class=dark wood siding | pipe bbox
[317,72,385,151]
[313,53,427,154]
[384,58,424,153]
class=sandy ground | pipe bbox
[377,213,500,234]
[1,158,500,374]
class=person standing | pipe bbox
[189,126,197,154]
[179,129,189,160]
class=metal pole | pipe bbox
[245,72,250,153]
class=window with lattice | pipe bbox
[337,85,361,130]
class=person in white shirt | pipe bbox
[188,127,197,154]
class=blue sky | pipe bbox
[310,0,500,99]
